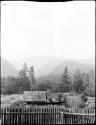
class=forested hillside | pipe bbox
[1,57,18,77]
[1,61,95,97]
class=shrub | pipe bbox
[57,93,63,102]
[81,93,88,103]
[62,96,70,108]
[78,102,86,109]
[78,93,88,109]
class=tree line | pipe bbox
[1,63,95,97]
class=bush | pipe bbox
[78,93,88,109]
[81,93,88,103]
[48,98,53,102]
[78,102,86,109]
[57,93,63,102]
[62,96,70,108]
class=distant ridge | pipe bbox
[1,57,18,77]
[11,57,94,77]
[37,60,94,84]
[51,60,94,75]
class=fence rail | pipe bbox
[1,106,95,125]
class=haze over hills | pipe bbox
[11,57,65,77]
[51,61,94,75]
[1,56,95,85]
[10,57,95,78]
[36,60,95,84]
[1,57,18,77]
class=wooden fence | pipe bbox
[1,106,95,125]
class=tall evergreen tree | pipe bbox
[23,62,28,73]
[59,66,72,93]
[73,69,84,94]
[18,62,28,78]
[28,66,35,91]
[17,63,30,93]
[83,73,90,90]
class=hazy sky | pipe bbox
[1,1,95,62]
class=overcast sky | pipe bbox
[1,1,95,62]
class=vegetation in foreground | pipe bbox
[1,63,95,97]
[1,63,95,109]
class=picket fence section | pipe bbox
[1,106,95,125]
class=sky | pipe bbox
[1,1,95,62]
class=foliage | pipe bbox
[52,84,61,93]
[81,93,88,103]
[28,66,36,90]
[58,66,72,93]
[73,69,85,94]
[57,93,63,102]
[84,70,95,97]
[1,63,30,94]
[16,63,30,93]
[48,98,53,102]
[15,77,30,93]
[78,102,86,109]
[18,63,28,78]
[1,76,16,94]
[62,96,70,108]
[34,80,53,91]
[82,73,90,91]
[78,93,88,109]
[23,62,28,73]
[1,63,95,98]
[84,83,95,97]
[1,76,31,95]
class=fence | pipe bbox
[1,106,95,125]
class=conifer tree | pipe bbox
[28,66,35,91]
[60,66,72,93]
[18,62,28,78]
[23,62,28,73]
[73,69,84,94]
[83,73,90,90]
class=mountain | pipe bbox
[11,57,65,77]
[75,58,95,68]
[1,57,18,77]
[36,60,94,84]
[37,74,61,84]
[51,61,94,75]
[11,57,95,77]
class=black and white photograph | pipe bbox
[1,1,95,124]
